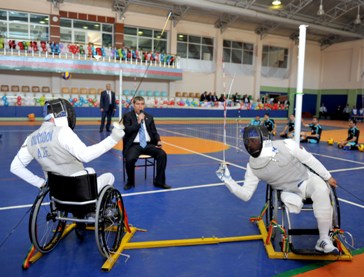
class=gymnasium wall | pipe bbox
[1,0,364,116]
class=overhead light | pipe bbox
[272,0,281,6]
[354,5,361,25]
[317,0,325,16]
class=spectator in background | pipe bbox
[343,104,351,120]
[218,94,225,102]
[359,107,364,122]
[263,113,276,138]
[284,99,290,109]
[300,117,322,144]
[232,93,240,105]
[280,114,295,138]
[99,83,116,132]
[319,103,327,119]
[206,92,212,102]
[200,91,208,102]
[242,94,250,108]
[338,118,360,150]
[211,92,218,102]
[248,115,261,126]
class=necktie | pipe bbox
[139,123,147,148]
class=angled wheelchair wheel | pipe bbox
[95,186,125,258]
[265,185,280,227]
[330,187,340,229]
[29,187,67,253]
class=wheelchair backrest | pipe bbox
[47,172,98,216]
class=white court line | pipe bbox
[4,127,363,211]
[0,182,242,211]
[161,127,364,167]
[312,152,364,165]
[159,127,246,168]
[0,202,49,211]
[1,180,363,211]
[329,166,364,173]
[338,198,364,209]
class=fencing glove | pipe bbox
[110,122,125,141]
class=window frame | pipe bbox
[262,45,289,68]
[222,39,254,65]
[60,18,114,47]
[123,26,168,52]
[0,9,49,41]
[177,33,214,61]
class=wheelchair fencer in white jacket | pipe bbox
[216,125,339,254]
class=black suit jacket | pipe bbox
[122,110,160,154]
[100,90,116,111]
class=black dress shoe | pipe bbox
[154,183,171,189]
[99,129,103,133]
[124,183,135,190]
[106,129,111,132]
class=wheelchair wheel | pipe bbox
[330,187,340,229]
[265,185,280,227]
[29,187,67,253]
[95,186,125,258]
[264,184,282,247]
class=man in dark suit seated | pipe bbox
[99,83,116,132]
[122,96,170,190]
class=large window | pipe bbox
[60,18,113,47]
[177,34,214,60]
[0,10,48,40]
[223,40,254,65]
[123,26,167,52]
[262,45,288,68]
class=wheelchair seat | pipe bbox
[265,184,341,255]
[48,172,98,218]
[28,171,128,258]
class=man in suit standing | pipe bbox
[99,83,116,132]
[122,96,170,190]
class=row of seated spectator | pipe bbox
[0,85,289,110]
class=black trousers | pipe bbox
[100,105,113,131]
[125,143,167,185]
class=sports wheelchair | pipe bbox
[28,172,127,258]
[264,183,341,255]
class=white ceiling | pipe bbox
[63,0,364,47]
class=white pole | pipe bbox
[294,25,308,145]
[119,69,123,121]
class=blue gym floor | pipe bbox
[0,121,363,276]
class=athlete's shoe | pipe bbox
[315,238,339,254]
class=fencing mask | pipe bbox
[243,125,270,158]
[43,98,76,129]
